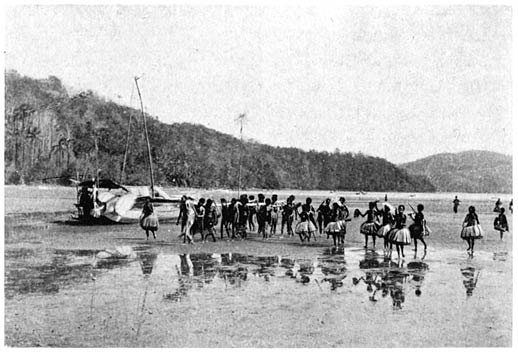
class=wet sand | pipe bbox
[3,187,513,347]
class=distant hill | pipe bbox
[4,70,435,192]
[401,151,512,193]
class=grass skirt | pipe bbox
[377,224,391,238]
[360,221,378,236]
[460,225,483,239]
[325,220,347,233]
[295,221,317,234]
[140,214,159,231]
[388,227,411,245]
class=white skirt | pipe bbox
[295,221,317,234]
[377,224,391,238]
[461,225,483,239]
[388,227,411,245]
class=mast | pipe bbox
[134,77,155,198]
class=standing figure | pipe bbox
[228,198,238,239]
[460,206,483,255]
[140,199,159,240]
[453,196,461,214]
[336,197,350,245]
[295,198,318,242]
[509,199,513,214]
[264,198,272,238]
[181,197,196,244]
[387,205,411,258]
[247,195,257,231]
[317,198,331,235]
[377,205,395,252]
[408,204,429,252]
[281,195,296,236]
[358,201,380,249]
[493,207,509,240]
[325,203,342,247]
[220,198,231,238]
[202,199,218,242]
[493,198,503,212]
[270,195,280,236]
[256,194,268,239]
[176,195,188,234]
[193,198,206,241]
[235,194,249,239]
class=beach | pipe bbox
[3,186,513,347]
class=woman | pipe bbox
[358,202,380,249]
[181,197,196,244]
[377,205,394,252]
[408,204,429,252]
[387,205,412,258]
[295,198,318,242]
[493,207,509,240]
[460,206,483,255]
[281,195,296,236]
[316,198,331,235]
[140,199,159,240]
[325,203,343,247]
[270,196,280,236]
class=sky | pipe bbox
[4,4,513,164]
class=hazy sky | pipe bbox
[5,5,513,164]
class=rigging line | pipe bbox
[120,84,136,184]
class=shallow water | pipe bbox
[4,243,512,347]
[3,188,513,347]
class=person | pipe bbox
[228,198,238,239]
[453,196,461,214]
[270,195,280,236]
[493,207,509,240]
[387,205,411,258]
[316,198,331,235]
[336,197,350,245]
[78,185,94,220]
[264,198,272,238]
[181,197,196,244]
[247,195,257,231]
[176,195,188,234]
[140,199,159,240]
[202,199,218,242]
[220,198,231,238]
[358,201,380,248]
[408,204,429,252]
[460,206,483,255]
[377,205,394,252]
[193,198,206,241]
[510,199,513,214]
[256,194,268,239]
[281,195,296,236]
[295,198,318,242]
[235,194,249,239]
[494,198,503,213]
[325,202,343,247]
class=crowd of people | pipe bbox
[138,193,512,258]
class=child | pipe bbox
[493,207,509,240]
[325,203,342,247]
[270,195,280,236]
[460,206,483,255]
[387,205,411,258]
[409,204,429,252]
[358,201,380,248]
[140,199,159,240]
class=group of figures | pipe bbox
[138,194,512,258]
[453,196,511,256]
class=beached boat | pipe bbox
[73,178,180,223]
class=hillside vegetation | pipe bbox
[401,151,512,193]
[5,70,436,192]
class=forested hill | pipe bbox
[401,151,512,193]
[4,70,435,192]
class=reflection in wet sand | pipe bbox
[460,266,481,297]
[353,250,430,309]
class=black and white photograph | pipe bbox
[2,1,514,348]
